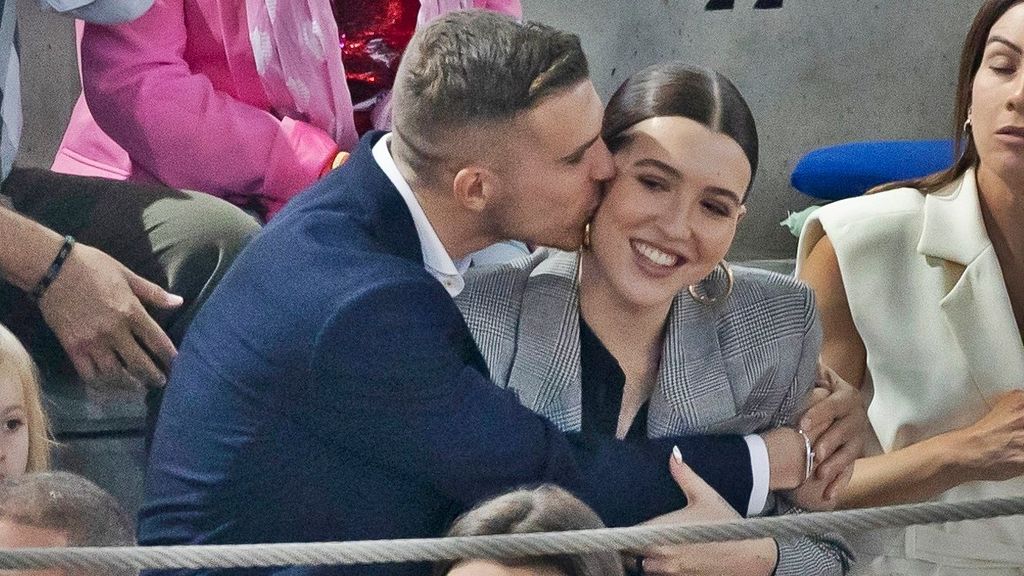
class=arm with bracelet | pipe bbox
[0,204,181,387]
[29,235,75,302]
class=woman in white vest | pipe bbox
[797,1,1024,574]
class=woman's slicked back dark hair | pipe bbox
[602,62,759,195]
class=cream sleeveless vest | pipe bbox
[796,170,1024,575]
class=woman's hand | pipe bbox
[784,455,853,512]
[639,449,778,576]
[954,389,1024,482]
[795,364,867,501]
[762,423,850,511]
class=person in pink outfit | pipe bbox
[51,0,521,220]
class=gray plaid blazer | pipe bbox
[456,249,851,575]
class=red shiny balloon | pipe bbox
[332,0,420,105]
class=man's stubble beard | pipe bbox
[482,199,585,252]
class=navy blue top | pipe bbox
[579,317,648,441]
[139,132,752,576]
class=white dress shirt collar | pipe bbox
[372,134,471,297]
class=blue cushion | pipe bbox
[790,140,955,200]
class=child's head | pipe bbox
[0,471,136,576]
[437,485,625,576]
[0,324,50,476]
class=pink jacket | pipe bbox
[52,0,521,217]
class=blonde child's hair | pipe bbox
[0,324,51,472]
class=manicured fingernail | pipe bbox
[672,445,683,464]
[167,293,184,305]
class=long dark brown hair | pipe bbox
[601,62,759,197]
[872,0,1024,194]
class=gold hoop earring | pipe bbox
[688,261,734,305]
[582,222,592,249]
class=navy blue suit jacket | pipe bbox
[139,132,753,576]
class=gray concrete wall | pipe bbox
[18,0,987,258]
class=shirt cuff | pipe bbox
[743,433,770,517]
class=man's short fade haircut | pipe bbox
[392,10,589,179]
[0,472,135,575]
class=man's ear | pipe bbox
[452,167,499,213]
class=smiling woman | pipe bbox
[585,116,750,310]
[456,62,869,576]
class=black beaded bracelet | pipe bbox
[30,235,75,302]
